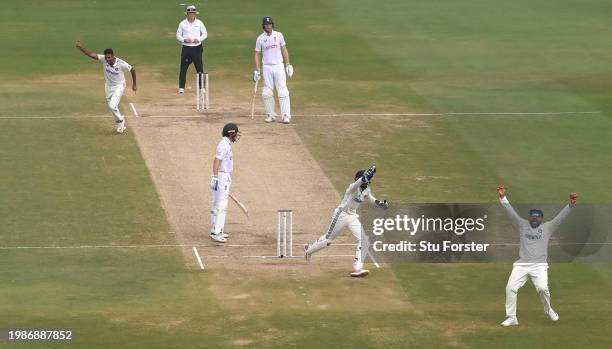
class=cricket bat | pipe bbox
[229,193,248,218]
[250,79,259,119]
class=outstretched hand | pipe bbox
[75,40,83,49]
[497,185,507,198]
[569,192,577,206]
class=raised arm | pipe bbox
[75,40,98,60]
[497,185,527,229]
[546,192,577,233]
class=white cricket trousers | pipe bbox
[505,263,551,317]
[210,172,231,235]
[261,63,290,118]
[307,209,365,269]
[105,83,125,123]
[262,63,287,92]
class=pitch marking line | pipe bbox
[192,246,205,269]
[129,103,139,117]
[0,243,357,250]
[0,111,601,119]
[1,242,610,251]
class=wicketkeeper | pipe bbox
[497,185,577,326]
[305,166,389,277]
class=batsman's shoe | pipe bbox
[178,88,185,94]
[546,309,559,322]
[304,244,312,261]
[210,231,229,239]
[282,116,291,124]
[116,120,126,134]
[209,233,227,243]
[350,269,369,277]
[264,115,276,123]
[500,317,519,327]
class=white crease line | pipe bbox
[130,103,139,117]
[0,243,358,250]
[1,242,610,251]
[300,111,601,117]
[192,246,204,269]
[0,111,601,119]
[202,254,355,259]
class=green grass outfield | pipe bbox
[1,0,612,348]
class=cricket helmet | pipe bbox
[262,16,274,29]
[222,123,240,142]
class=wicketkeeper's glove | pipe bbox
[364,165,376,182]
[375,199,389,210]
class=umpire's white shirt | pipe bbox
[255,30,286,65]
[176,18,208,46]
[97,54,132,87]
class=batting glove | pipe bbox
[210,175,219,191]
[253,70,261,82]
[285,64,294,78]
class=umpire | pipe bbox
[176,5,207,94]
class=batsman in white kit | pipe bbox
[75,40,137,133]
[253,16,294,124]
[305,166,389,277]
[497,185,577,326]
[209,123,240,243]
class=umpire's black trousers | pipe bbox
[179,44,204,88]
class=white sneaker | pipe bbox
[264,115,276,123]
[178,88,185,94]
[501,317,519,327]
[282,115,291,124]
[304,244,312,261]
[209,233,227,243]
[350,269,369,277]
[116,120,126,134]
[222,232,229,239]
[546,309,559,322]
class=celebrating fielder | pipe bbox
[209,123,240,243]
[305,166,389,277]
[497,185,577,326]
[75,40,136,134]
[253,16,293,124]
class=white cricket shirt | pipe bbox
[255,30,286,65]
[97,54,132,87]
[338,179,377,214]
[215,137,233,173]
[176,18,208,46]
